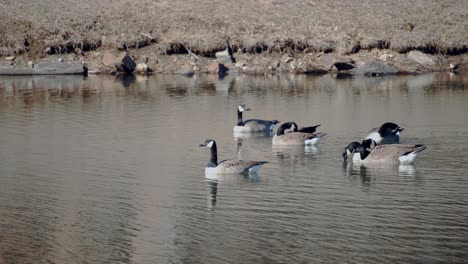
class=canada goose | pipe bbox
[343,139,426,164]
[290,122,321,134]
[233,104,280,133]
[365,122,404,144]
[272,122,326,146]
[215,40,236,64]
[342,141,363,161]
[199,139,268,174]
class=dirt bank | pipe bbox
[1,0,467,75]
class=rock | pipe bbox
[0,61,83,75]
[208,62,219,73]
[393,63,420,75]
[33,61,84,75]
[0,65,33,75]
[379,54,393,62]
[303,64,328,75]
[135,63,149,74]
[114,52,136,73]
[102,52,116,67]
[354,60,398,76]
[28,61,34,68]
[407,51,436,66]
[320,54,354,71]
[243,66,264,75]
[304,68,328,75]
[234,62,246,68]
[333,61,355,71]
[5,56,16,61]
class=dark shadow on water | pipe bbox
[273,145,320,167]
[343,161,418,189]
[116,74,136,88]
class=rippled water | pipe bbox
[0,73,467,263]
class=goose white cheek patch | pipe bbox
[207,141,214,148]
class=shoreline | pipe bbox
[1,47,467,77]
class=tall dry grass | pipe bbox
[1,0,467,56]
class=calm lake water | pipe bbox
[0,73,467,263]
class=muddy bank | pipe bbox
[1,47,467,77]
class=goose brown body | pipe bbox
[362,144,426,163]
[273,122,326,146]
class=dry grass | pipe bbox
[1,0,467,57]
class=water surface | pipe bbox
[0,73,467,263]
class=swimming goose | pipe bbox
[365,122,404,144]
[233,104,280,133]
[342,141,363,161]
[343,139,426,164]
[272,122,326,146]
[199,139,268,174]
[290,122,321,134]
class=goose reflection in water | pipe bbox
[343,161,417,179]
[273,145,321,168]
[205,174,261,210]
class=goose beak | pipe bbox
[245,107,251,111]
[199,143,206,147]
[398,127,404,132]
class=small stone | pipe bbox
[5,56,16,61]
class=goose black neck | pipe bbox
[276,122,292,136]
[358,145,370,160]
[237,110,244,126]
[208,143,218,167]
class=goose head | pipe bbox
[199,139,216,148]
[362,138,377,150]
[276,122,296,136]
[378,122,404,136]
[342,141,361,161]
[237,104,251,113]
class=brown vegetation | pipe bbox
[1,0,467,58]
